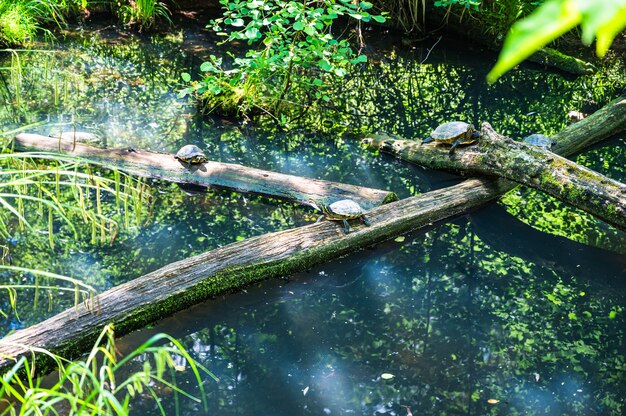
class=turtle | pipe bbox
[175,144,207,164]
[421,121,480,156]
[313,199,370,234]
[522,134,554,150]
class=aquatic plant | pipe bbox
[180,0,386,125]
[118,0,172,31]
[0,324,215,415]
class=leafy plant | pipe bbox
[0,324,216,415]
[488,0,626,82]
[180,0,386,124]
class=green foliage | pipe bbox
[433,0,480,9]
[117,0,172,31]
[180,0,385,123]
[488,0,626,82]
[0,0,67,46]
[0,324,215,415]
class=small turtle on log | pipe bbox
[421,121,480,156]
[313,199,370,234]
[175,145,207,164]
[522,134,554,150]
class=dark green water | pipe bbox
[0,22,625,415]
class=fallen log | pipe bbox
[0,178,508,372]
[3,96,625,374]
[366,123,626,231]
[12,133,397,210]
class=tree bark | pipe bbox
[366,122,626,231]
[12,133,397,210]
[0,178,507,373]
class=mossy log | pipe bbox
[528,48,595,76]
[0,178,507,373]
[12,133,397,210]
[366,123,626,231]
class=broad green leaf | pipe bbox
[293,21,305,30]
[231,18,245,27]
[180,72,191,82]
[487,0,581,83]
[245,28,260,40]
[590,2,626,56]
[372,15,386,23]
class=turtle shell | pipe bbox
[175,144,207,164]
[522,134,553,149]
[324,199,365,220]
[431,121,475,144]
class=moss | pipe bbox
[530,48,596,76]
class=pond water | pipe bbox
[1,14,625,416]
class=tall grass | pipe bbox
[0,151,153,246]
[119,0,172,31]
[0,324,215,415]
[0,0,67,46]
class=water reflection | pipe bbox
[120,213,625,415]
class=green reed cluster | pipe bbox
[0,324,215,415]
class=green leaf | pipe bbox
[180,72,191,82]
[293,21,305,30]
[200,62,214,72]
[245,28,260,40]
[350,54,367,64]
[487,0,581,83]
[581,1,626,56]
[318,59,332,72]
[372,15,386,23]
[304,25,317,36]
[334,67,347,77]
[231,18,245,27]
[360,1,373,10]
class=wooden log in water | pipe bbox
[364,95,626,231]
[366,123,626,231]
[12,133,397,210]
[0,178,508,372]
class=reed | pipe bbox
[0,324,215,415]
[119,0,172,31]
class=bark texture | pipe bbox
[13,133,397,210]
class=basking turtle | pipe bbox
[175,144,207,164]
[421,121,480,156]
[314,199,370,234]
[522,134,554,150]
